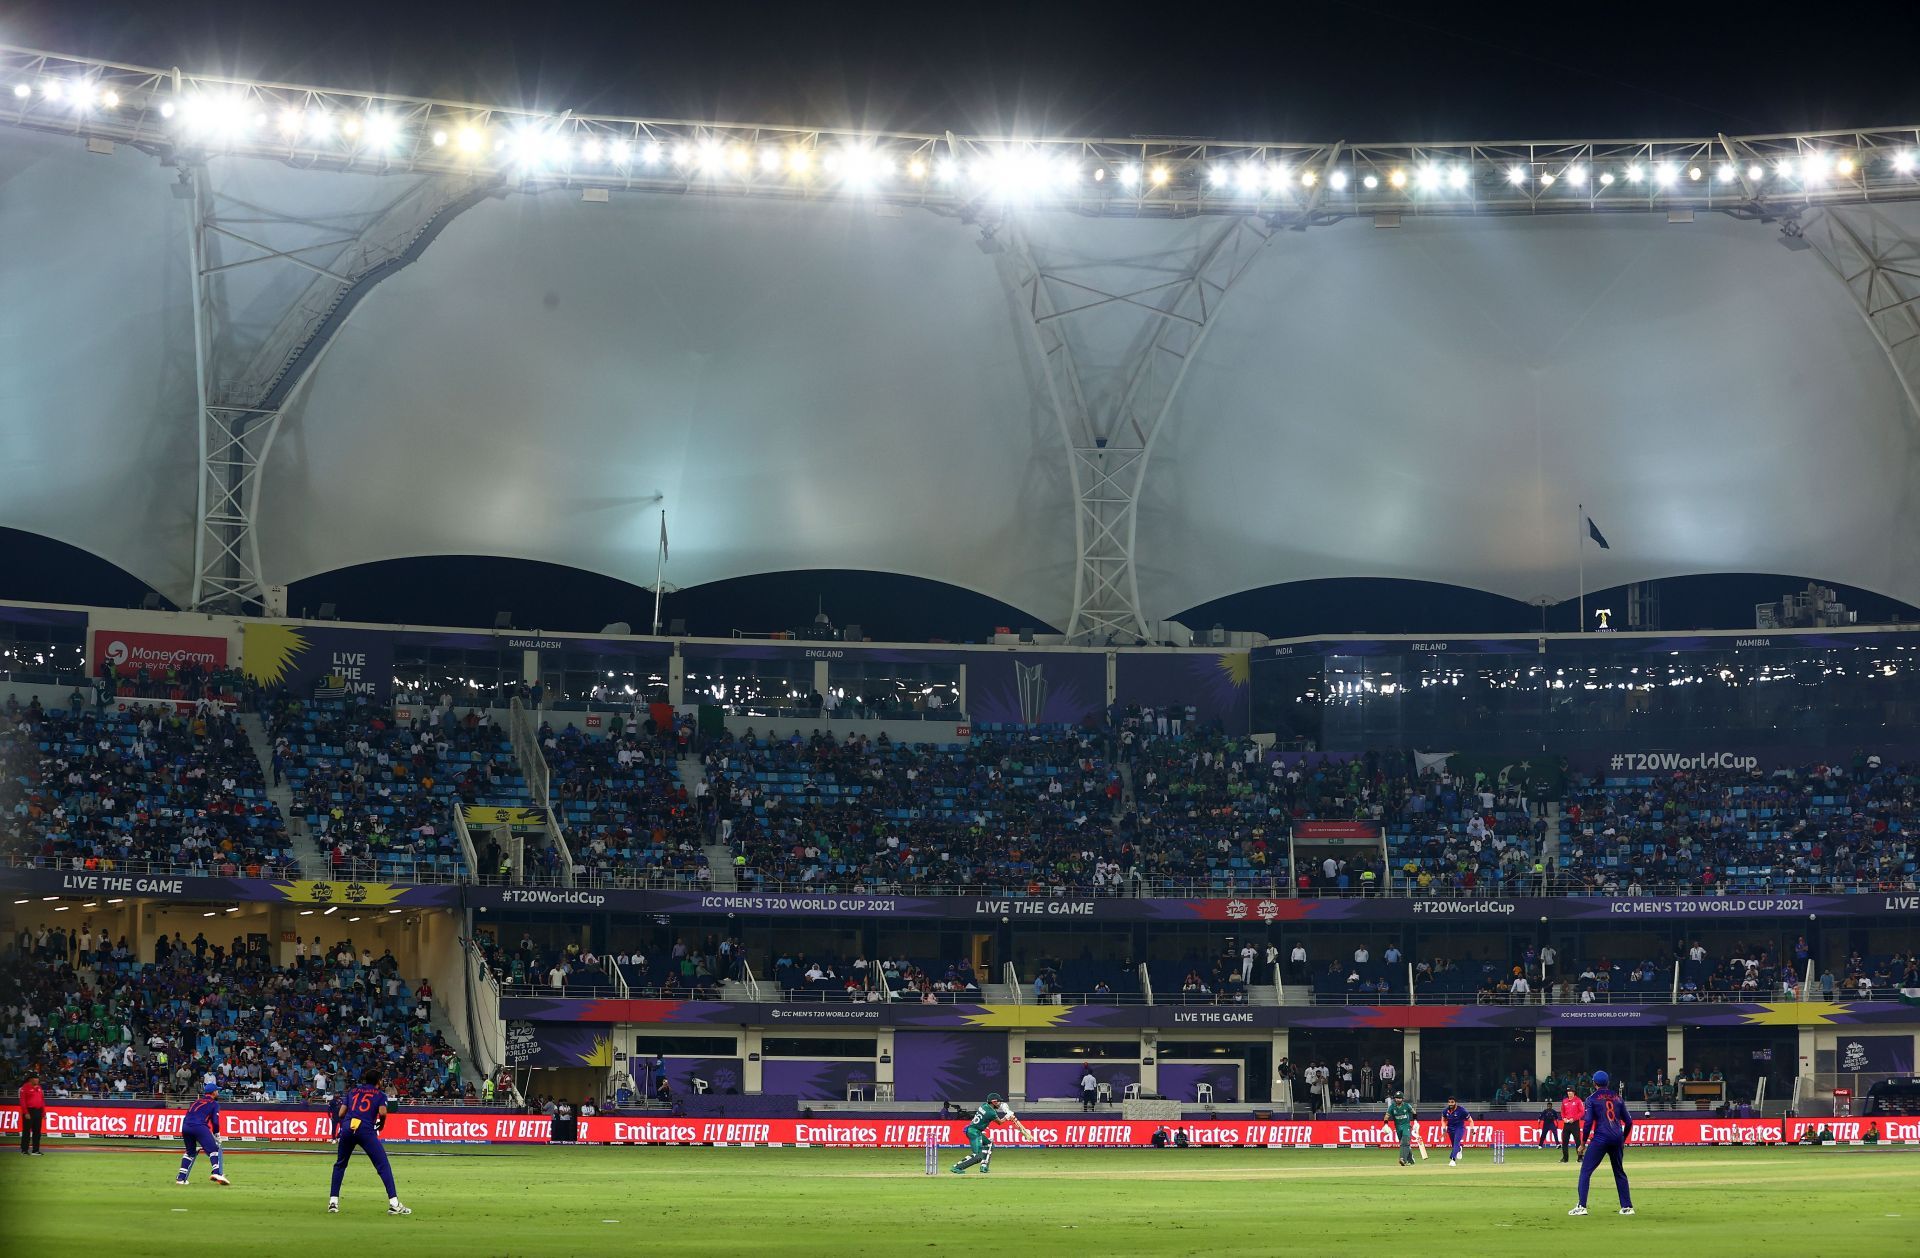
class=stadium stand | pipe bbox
[1557,759,1920,893]
[266,699,537,881]
[544,723,708,886]
[0,924,458,1101]
[1,695,297,877]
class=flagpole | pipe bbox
[1577,503,1585,634]
[651,509,666,637]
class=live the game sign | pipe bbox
[2,1107,1905,1148]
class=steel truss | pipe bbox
[3,45,1918,222]
[1793,206,1920,425]
[998,215,1275,642]
[183,161,492,609]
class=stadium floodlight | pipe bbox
[841,144,889,185]
[1625,163,1643,183]
[1416,164,1441,192]
[1567,164,1586,185]
[340,114,362,138]
[1896,150,1917,173]
[277,106,301,136]
[728,145,750,172]
[1387,167,1406,188]
[509,125,545,167]
[1268,164,1289,190]
[1687,165,1702,181]
[695,139,724,173]
[100,89,119,109]
[1506,164,1527,185]
[1053,158,1079,188]
[1598,170,1614,186]
[363,112,400,150]
[430,128,448,147]
[1655,162,1678,186]
[608,138,630,163]
[1716,163,1735,182]
[1362,173,1378,189]
[1835,155,1855,176]
[1540,171,1556,186]
[1092,166,1105,182]
[1208,164,1228,188]
[1448,165,1469,190]
[10,83,27,99]
[580,137,603,162]
[761,146,783,173]
[934,156,956,182]
[1325,169,1344,189]
[1233,162,1258,192]
[1119,163,1140,188]
[641,140,663,165]
[1747,163,1764,180]
[455,125,483,153]
[1149,164,1169,186]
[40,79,65,101]
[158,99,174,117]
[305,110,333,140]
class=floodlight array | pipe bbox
[4,45,1919,220]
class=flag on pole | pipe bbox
[659,512,669,563]
[1586,517,1610,550]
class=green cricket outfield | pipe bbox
[1,1140,1913,1256]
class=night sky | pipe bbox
[5,3,1917,639]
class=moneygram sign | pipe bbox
[0,1108,1886,1148]
[92,629,228,677]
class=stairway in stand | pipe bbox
[679,750,736,889]
[238,711,328,879]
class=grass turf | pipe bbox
[2,1139,1915,1256]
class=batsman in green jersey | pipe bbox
[950,1094,1032,1174]
[1384,1093,1418,1166]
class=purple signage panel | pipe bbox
[1159,1063,1240,1104]
[1115,652,1252,735]
[759,1059,874,1100]
[892,1030,1007,1101]
[969,652,1106,726]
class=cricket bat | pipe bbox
[1415,1125,1429,1160]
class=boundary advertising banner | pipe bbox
[4,1107,1911,1148]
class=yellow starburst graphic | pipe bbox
[1216,652,1251,687]
[268,879,410,907]
[1737,1002,1850,1026]
[577,1035,614,1067]
[958,1005,1076,1029]
[242,623,310,686]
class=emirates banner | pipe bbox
[3,1107,1912,1147]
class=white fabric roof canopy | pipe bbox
[1,126,1915,626]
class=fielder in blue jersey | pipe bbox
[1441,1097,1472,1166]
[1569,1070,1634,1216]
[328,1068,412,1215]
[176,1083,231,1187]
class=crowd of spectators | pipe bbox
[684,721,1549,898]
[95,661,259,708]
[0,922,459,1102]
[1557,756,1920,893]
[267,698,536,880]
[545,722,708,886]
[1,695,296,876]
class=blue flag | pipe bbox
[1587,517,1610,550]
